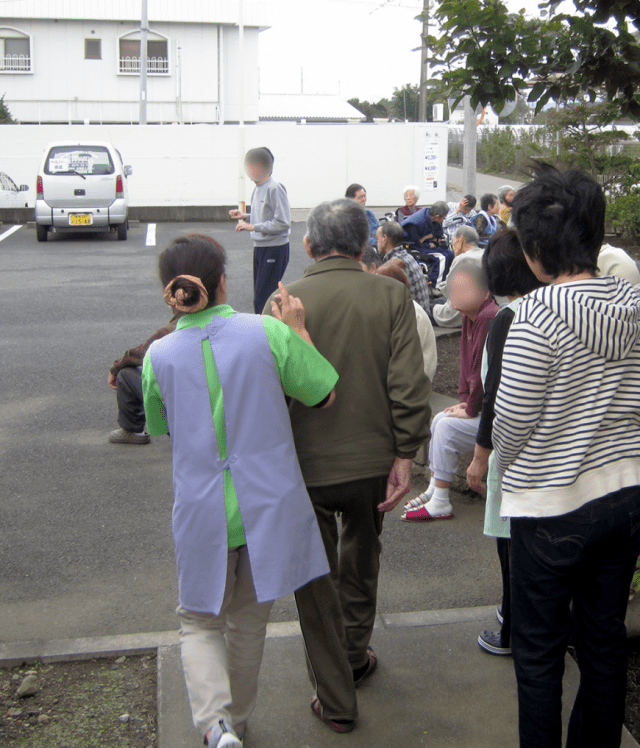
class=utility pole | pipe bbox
[139,0,148,125]
[418,0,429,122]
[238,0,246,214]
[462,95,477,197]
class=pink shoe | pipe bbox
[401,506,454,522]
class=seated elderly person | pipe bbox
[345,183,379,246]
[376,259,437,382]
[498,185,515,225]
[107,312,181,444]
[432,225,484,328]
[442,195,477,245]
[396,185,421,223]
[377,221,430,313]
[403,263,499,522]
[402,201,454,287]
[474,193,501,248]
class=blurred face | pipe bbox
[487,199,499,216]
[451,233,465,256]
[503,190,515,207]
[448,272,489,317]
[245,160,269,184]
[376,227,389,254]
[404,190,417,208]
[354,189,367,206]
[459,198,471,214]
[431,212,445,224]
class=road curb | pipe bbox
[0,604,498,668]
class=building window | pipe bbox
[85,39,101,60]
[118,31,169,75]
[0,28,31,73]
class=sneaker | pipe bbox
[496,606,504,625]
[477,630,511,656]
[108,427,150,445]
[215,732,242,748]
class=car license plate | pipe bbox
[69,214,93,226]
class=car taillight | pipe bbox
[36,175,43,198]
[116,175,124,198]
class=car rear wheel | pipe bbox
[117,220,128,241]
[36,224,48,242]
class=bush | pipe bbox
[0,94,14,124]
[607,194,640,243]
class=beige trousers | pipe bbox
[177,546,273,744]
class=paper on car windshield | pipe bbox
[49,150,110,174]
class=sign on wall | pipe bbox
[423,135,441,193]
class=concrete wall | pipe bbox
[0,123,448,211]
[0,17,260,124]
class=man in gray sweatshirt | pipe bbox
[230,147,291,313]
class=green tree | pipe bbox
[425,0,640,118]
[389,84,419,121]
[347,97,390,122]
[545,100,636,191]
[0,94,14,124]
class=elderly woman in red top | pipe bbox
[395,185,421,222]
[403,262,498,521]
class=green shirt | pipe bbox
[143,304,338,547]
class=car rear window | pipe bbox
[44,146,115,176]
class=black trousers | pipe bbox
[294,476,386,722]
[116,366,145,433]
[511,486,640,748]
[253,243,289,314]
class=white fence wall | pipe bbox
[0,123,448,209]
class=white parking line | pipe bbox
[145,223,157,247]
[0,225,22,242]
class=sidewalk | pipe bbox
[1,606,638,748]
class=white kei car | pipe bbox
[0,172,29,208]
[35,142,132,242]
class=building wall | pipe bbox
[0,17,260,124]
[0,123,448,209]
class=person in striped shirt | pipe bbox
[493,162,640,748]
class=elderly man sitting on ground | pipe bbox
[432,225,484,328]
[377,221,430,313]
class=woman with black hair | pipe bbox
[494,164,640,747]
[142,234,338,748]
[464,228,545,657]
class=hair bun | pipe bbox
[163,274,209,313]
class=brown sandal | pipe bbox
[353,646,378,688]
[310,696,355,734]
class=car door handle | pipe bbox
[74,189,86,196]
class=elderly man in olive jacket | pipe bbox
[264,198,431,733]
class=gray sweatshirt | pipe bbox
[249,176,291,247]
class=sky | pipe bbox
[257,0,560,103]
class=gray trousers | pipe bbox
[429,411,481,482]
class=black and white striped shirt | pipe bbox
[493,276,640,518]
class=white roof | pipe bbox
[0,0,268,27]
[259,94,366,122]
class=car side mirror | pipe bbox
[19,184,29,192]
[124,165,132,177]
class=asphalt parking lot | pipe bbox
[0,219,499,643]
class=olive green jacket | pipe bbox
[264,255,431,487]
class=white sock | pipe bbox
[424,487,453,517]
[135,431,146,436]
[424,476,436,500]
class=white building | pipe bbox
[0,0,267,124]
